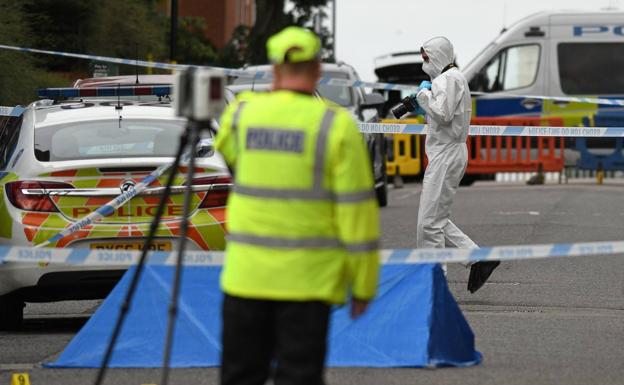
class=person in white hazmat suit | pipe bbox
[415,36,499,293]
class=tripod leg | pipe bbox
[94,126,190,385]
[161,121,200,385]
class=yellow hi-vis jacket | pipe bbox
[215,90,380,304]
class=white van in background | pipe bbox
[464,9,624,121]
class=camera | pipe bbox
[391,95,418,119]
[391,94,418,119]
[174,68,226,122]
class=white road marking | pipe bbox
[0,363,38,370]
[390,186,421,200]
[495,211,540,216]
[395,190,419,200]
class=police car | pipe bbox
[0,82,229,328]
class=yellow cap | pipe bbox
[266,26,321,64]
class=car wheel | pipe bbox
[375,134,389,207]
[376,183,388,207]
[376,163,388,208]
[460,174,478,186]
[0,294,24,330]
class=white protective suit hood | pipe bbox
[421,37,454,79]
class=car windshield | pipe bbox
[229,69,355,107]
[34,119,191,161]
[318,71,354,107]
[229,74,272,86]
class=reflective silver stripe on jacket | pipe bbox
[228,232,379,252]
[334,190,375,203]
[232,102,246,134]
[233,185,333,200]
[232,101,246,153]
[313,109,336,190]
[233,185,373,202]
[228,233,341,248]
[344,240,379,252]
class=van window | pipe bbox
[558,43,624,95]
[471,44,540,92]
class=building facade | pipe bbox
[163,0,255,48]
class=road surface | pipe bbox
[1,182,623,385]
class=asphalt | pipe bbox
[1,181,623,385]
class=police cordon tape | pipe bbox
[1,239,622,266]
[358,123,624,137]
[0,43,410,90]
[2,43,624,107]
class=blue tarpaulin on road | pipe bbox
[46,264,481,368]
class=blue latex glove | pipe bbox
[406,94,426,116]
[419,80,432,90]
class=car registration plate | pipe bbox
[90,241,172,251]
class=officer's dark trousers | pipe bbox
[220,294,331,385]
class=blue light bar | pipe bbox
[38,86,172,99]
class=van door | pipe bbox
[470,31,548,117]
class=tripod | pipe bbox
[94,118,208,385]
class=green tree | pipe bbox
[228,0,331,65]
[0,1,67,105]
[175,17,219,65]
[290,2,334,61]
[87,1,167,64]
[218,26,251,68]
[245,0,292,64]
[20,0,168,75]
[21,0,94,72]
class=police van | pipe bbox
[465,9,624,119]
[464,9,624,172]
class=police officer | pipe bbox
[215,26,380,385]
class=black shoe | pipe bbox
[467,261,500,293]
